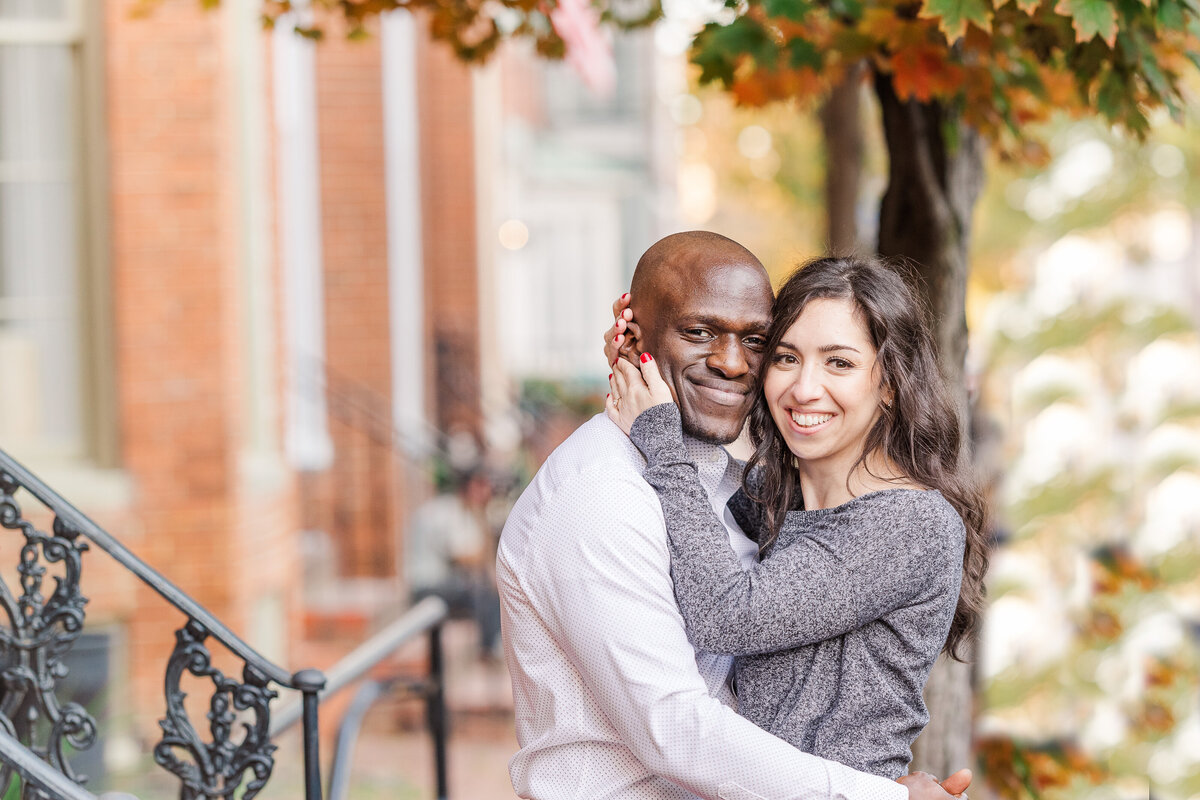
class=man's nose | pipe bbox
[707,336,751,378]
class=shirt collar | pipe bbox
[682,435,740,512]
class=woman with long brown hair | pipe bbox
[605,255,989,778]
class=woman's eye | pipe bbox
[828,358,854,369]
[771,353,797,365]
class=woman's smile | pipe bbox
[763,296,885,474]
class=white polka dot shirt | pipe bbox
[497,414,908,800]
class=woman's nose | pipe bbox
[788,366,822,403]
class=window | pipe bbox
[0,0,97,461]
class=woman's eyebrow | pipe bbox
[818,344,862,354]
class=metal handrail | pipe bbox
[0,449,328,799]
[271,596,448,735]
[325,622,448,800]
[271,597,450,800]
[0,451,300,689]
[0,728,101,800]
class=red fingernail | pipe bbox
[640,353,652,363]
[621,293,629,301]
[606,393,610,400]
[613,335,620,344]
[608,373,612,380]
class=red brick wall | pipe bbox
[104,0,299,735]
[418,33,483,441]
[311,13,400,578]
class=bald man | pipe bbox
[497,232,960,800]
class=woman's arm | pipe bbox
[610,356,964,657]
[641,407,961,654]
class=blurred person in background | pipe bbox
[407,467,501,659]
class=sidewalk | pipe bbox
[306,617,519,799]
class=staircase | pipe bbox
[0,449,448,800]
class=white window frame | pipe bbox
[0,0,117,470]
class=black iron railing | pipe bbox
[272,598,449,800]
[0,449,449,800]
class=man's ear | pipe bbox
[618,321,644,364]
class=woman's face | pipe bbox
[762,297,887,472]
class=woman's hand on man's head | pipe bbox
[605,353,674,435]
[603,292,633,366]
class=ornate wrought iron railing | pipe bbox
[0,448,449,800]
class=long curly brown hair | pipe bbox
[744,255,989,661]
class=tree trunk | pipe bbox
[873,71,986,779]
[819,63,865,256]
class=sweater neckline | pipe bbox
[788,487,939,517]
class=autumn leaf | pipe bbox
[919,0,993,42]
[764,0,812,23]
[887,42,965,101]
[1055,0,1118,46]
[787,37,823,69]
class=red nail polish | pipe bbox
[640,353,652,363]
[613,335,620,344]
[606,393,610,400]
[621,292,629,301]
[608,373,612,380]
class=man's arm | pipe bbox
[525,464,910,800]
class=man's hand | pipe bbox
[603,293,633,365]
[896,769,972,800]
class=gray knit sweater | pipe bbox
[629,403,965,778]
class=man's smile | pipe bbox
[687,377,753,407]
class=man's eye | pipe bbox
[744,337,767,350]
[685,329,714,339]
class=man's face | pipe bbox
[636,261,773,444]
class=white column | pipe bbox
[274,12,333,471]
[226,0,278,456]
[381,10,429,455]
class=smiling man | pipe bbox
[496,232,963,800]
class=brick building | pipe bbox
[0,0,487,754]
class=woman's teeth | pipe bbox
[791,412,833,428]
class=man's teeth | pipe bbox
[791,412,833,428]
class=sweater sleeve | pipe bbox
[629,403,965,656]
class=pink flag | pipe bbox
[548,0,617,96]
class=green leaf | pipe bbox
[921,0,993,41]
[1095,65,1126,119]
[1116,27,1182,118]
[692,22,742,86]
[706,16,779,66]
[1157,0,1187,30]
[764,0,812,22]
[1055,0,1118,45]
[1015,0,1042,12]
[787,37,823,69]
[829,0,865,21]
